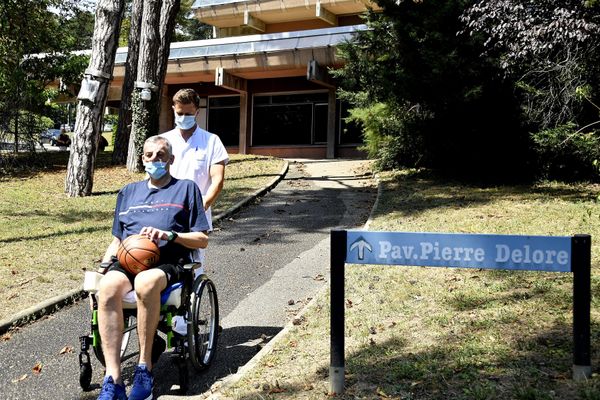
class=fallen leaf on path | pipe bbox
[59,346,73,355]
[1,333,11,341]
[292,316,305,325]
[268,381,285,394]
[11,374,27,383]
[32,362,42,374]
[313,274,325,281]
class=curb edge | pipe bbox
[0,288,85,335]
[197,165,382,399]
[0,159,290,336]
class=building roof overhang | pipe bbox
[191,0,380,29]
[111,24,366,85]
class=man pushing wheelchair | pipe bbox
[93,135,210,400]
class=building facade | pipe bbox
[108,0,380,158]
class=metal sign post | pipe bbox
[330,230,347,395]
[572,234,592,380]
[329,230,591,395]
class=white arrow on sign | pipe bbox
[350,236,372,260]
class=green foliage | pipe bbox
[334,0,529,179]
[532,123,600,181]
[462,0,600,139]
[174,0,212,41]
[130,90,159,169]
[104,114,119,147]
[346,103,424,170]
[0,0,89,157]
[0,110,54,168]
[119,0,212,46]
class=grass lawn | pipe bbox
[222,169,600,400]
[0,151,284,322]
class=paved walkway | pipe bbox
[0,159,376,400]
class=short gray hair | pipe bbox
[144,135,172,157]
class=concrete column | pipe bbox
[239,92,252,154]
[326,89,337,159]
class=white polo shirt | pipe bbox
[160,126,229,231]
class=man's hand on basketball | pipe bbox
[140,226,168,244]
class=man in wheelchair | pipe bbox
[95,135,209,400]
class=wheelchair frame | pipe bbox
[78,263,219,394]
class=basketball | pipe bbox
[117,234,160,275]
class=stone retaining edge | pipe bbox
[195,168,382,399]
[0,159,290,335]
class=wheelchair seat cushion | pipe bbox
[122,282,183,309]
[84,272,183,309]
[83,265,204,310]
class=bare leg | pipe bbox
[98,271,132,383]
[134,269,167,370]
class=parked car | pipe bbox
[40,128,71,147]
[40,129,61,144]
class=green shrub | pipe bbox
[346,103,425,170]
[531,123,600,181]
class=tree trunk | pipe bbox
[156,0,181,104]
[65,0,125,196]
[112,0,143,165]
[126,0,161,172]
[13,112,19,155]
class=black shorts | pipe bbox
[108,261,184,287]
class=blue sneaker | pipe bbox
[97,376,127,400]
[129,365,154,400]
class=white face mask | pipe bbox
[174,113,196,130]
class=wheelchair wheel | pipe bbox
[93,314,136,366]
[79,352,92,391]
[187,277,219,370]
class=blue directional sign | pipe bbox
[345,231,572,272]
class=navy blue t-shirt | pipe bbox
[112,178,209,264]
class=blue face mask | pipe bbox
[174,113,196,130]
[144,161,168,180]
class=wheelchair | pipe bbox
[78,263,219,394]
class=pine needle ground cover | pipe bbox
[223,170,600,400]
[0,153,284,321]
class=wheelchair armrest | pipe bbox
[183,262,202,271]
[83,271,104,293]
[178,263,201,313]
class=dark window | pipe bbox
[339,101,362,144]
[271,93,328,104]
[253,96,270,106]
[313,103,328,144]
[208,96,240,146]
[253,104,312,145]
[252,93,329,146]
[210,96,240,107]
